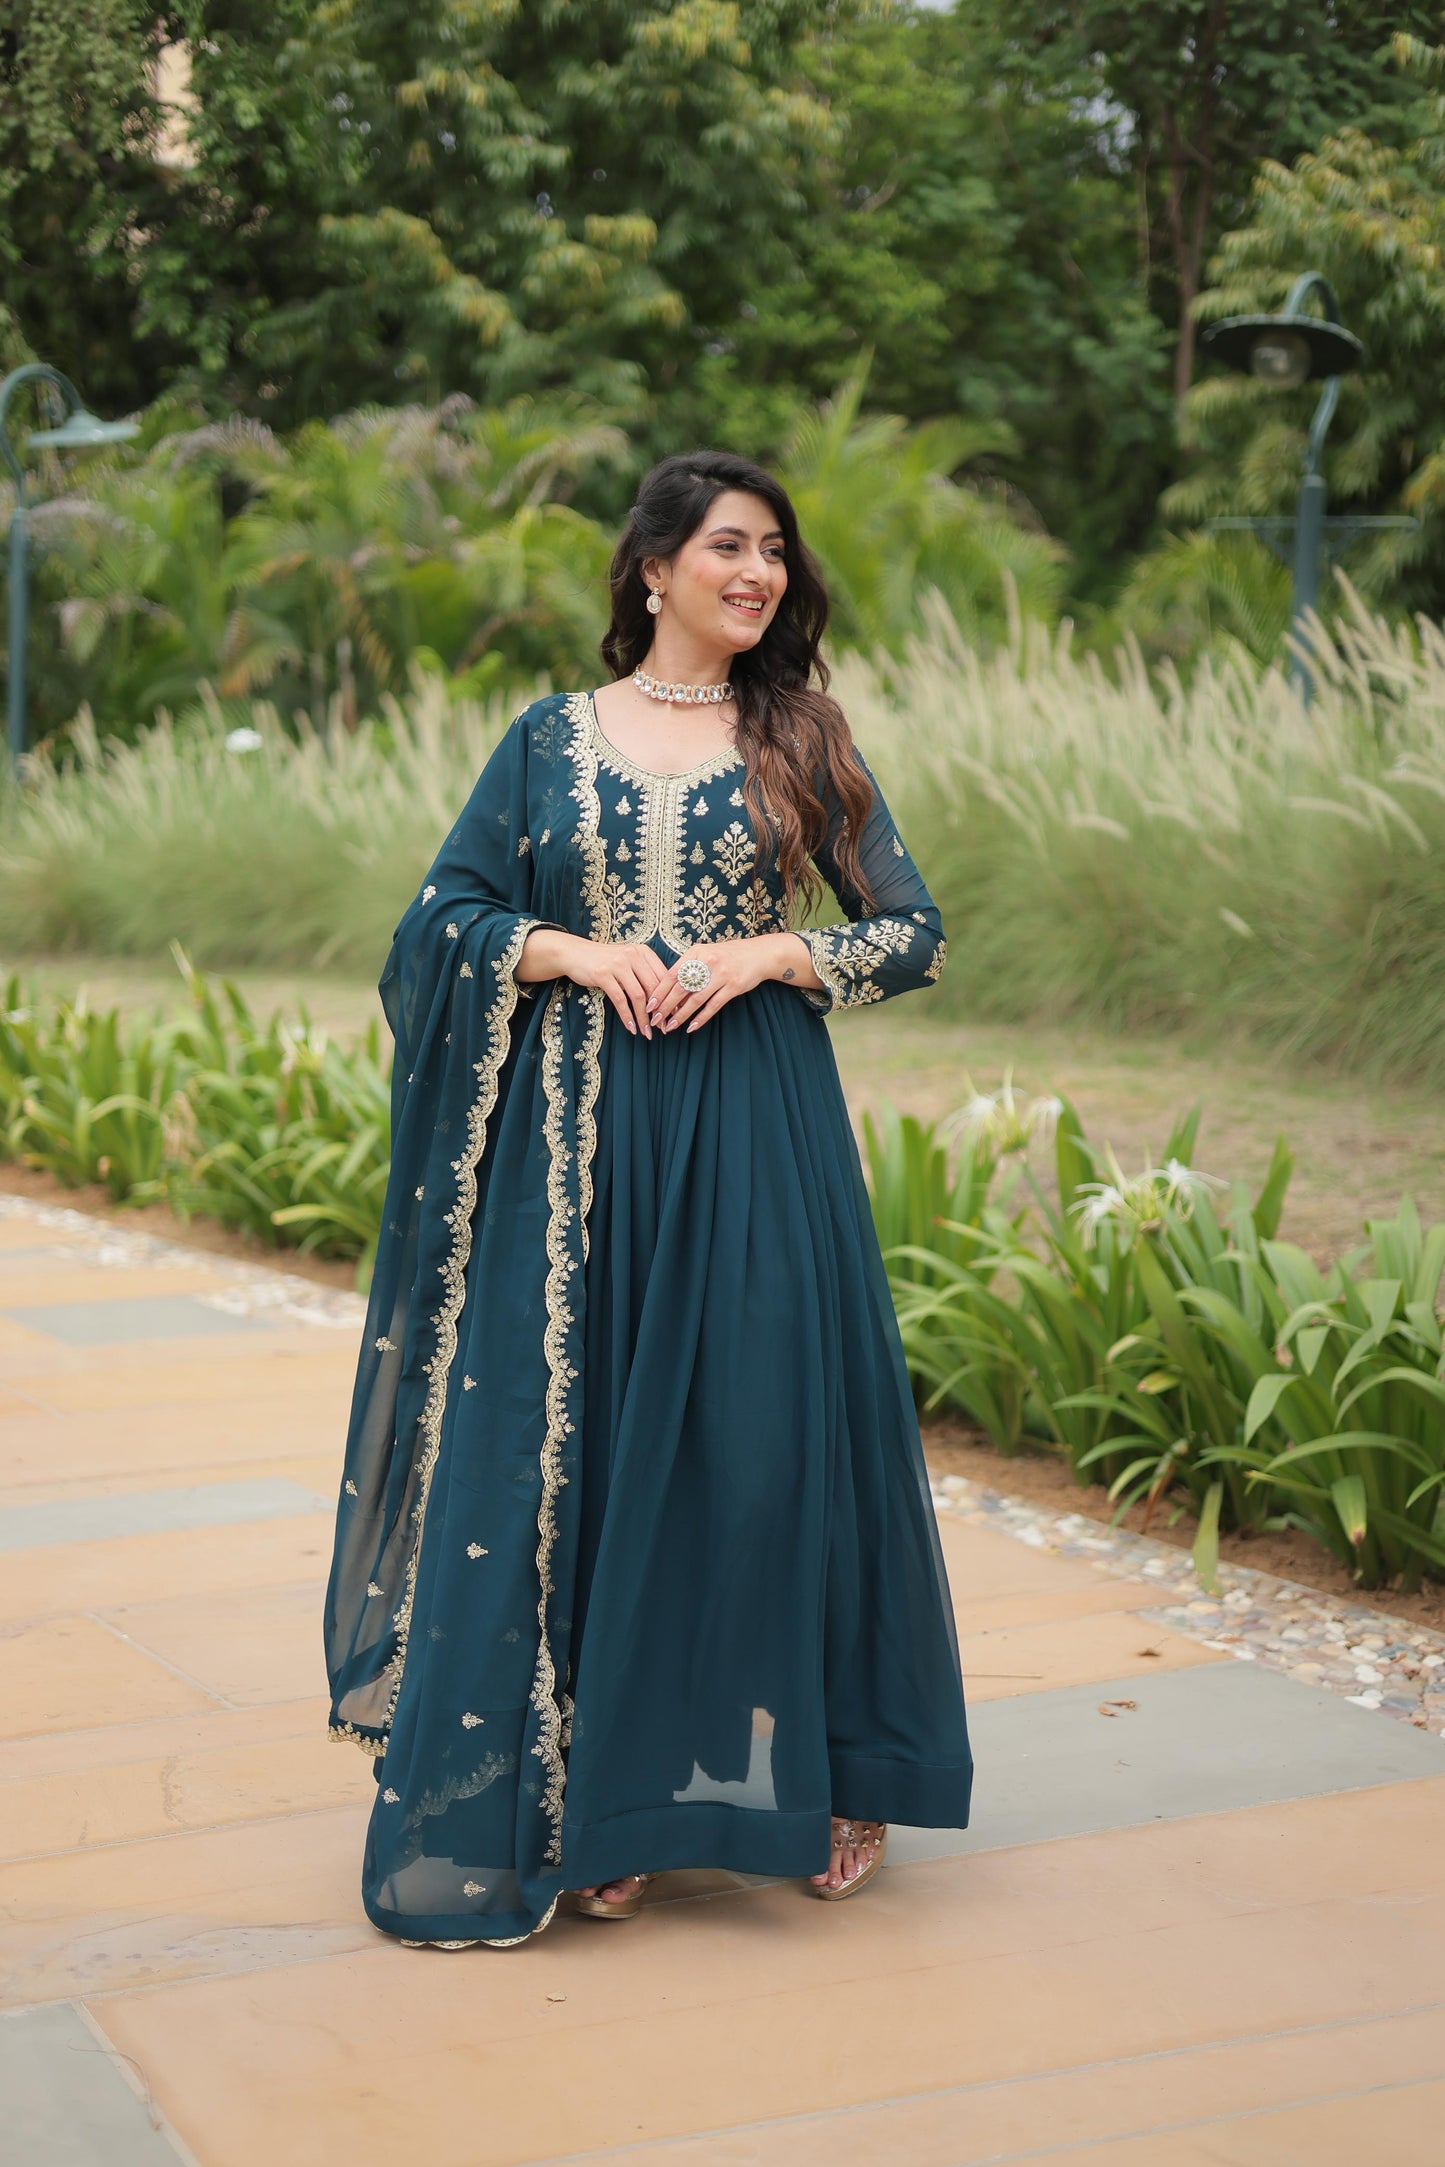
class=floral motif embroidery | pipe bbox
[383,1787,400,1803]
[614,838,632,862]
[615,795,631,815]
[729,786,744,808]
[925,935,947,982]
[463,1375,476,1390]
[893,835,905,856]
[713,821,755,886]
[539,828,550,846]
[375,1336,396,1352]
[463,1880,484,1896]
[689,841,704,866]
[681,874,727,944]
[517,836,531,858]
[802,916,919,1010]
[422,885,436,904]
[462,1711,484,1728]
[737,877,775,935]
[344,1479,358,1497]
[694,794,709,816]
[415,1185,425,1199]
[459,961,473,979]
[445,922,459,940]
[466,1542,488,1558]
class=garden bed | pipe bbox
[924,1416,1445,1633]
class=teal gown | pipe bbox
[325,689,972,1945]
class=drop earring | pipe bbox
[646,590,663,616]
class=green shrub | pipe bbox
[870,1090,1445,1593]
[0,951,389,1283]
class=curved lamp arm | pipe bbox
[1280,274,1346,480]
[0,363,87,498]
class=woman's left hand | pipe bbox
[647,938,779,1034]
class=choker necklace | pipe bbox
[632,668,734,707]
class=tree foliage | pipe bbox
[1168,36,1445,618]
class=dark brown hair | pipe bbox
[600,450,874,917]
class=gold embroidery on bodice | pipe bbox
[586,693,772,954]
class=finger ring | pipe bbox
[677,956,712,992]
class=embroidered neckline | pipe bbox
[587,691,742,788]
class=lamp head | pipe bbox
[27,409,139,451]
[1201,313,1365,384]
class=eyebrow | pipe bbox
[706,524,785,542]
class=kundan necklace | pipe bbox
[632,667,735,707]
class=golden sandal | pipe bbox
[575,1872,651,1921]
[812,1818,887,1902]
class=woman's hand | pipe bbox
[648,932,817,1034]
[524,931,669,1038]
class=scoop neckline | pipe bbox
[587,690,743,787]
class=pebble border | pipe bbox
[0,1193,368,1331]
[932,1473,1445,1742]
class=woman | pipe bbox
[325,450,972,1947]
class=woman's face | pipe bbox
[645,489,788,659]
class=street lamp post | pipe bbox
[1,364,138,770]
[1200,273,1413,702]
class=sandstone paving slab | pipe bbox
[0,1411,346,1500]
[2,1616,219,1741]
[0,1696,331,1786]
[544,2001,1445,2164]
[0,1480,330,1557]
[86,1786,1445,2167]
[0,1512,333,1626]
[892,1659,1445,1864]
[956,1605,1223,1702]
[1035,2075,1445,2165]
[0,1266,238,1304]
[1,2001,197,2167]
[0,1804,373,2005]
[937,1475,1445,1738]
[1,1727,371,1865]
[95,1581,329,1710]
[0,1297,274,1348]
[0,1349,352,1418]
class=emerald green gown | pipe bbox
[325,689,972,1945]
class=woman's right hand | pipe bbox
[521,931,668,1038]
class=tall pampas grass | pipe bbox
[3,588,1444,1080]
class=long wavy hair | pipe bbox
[600,450,875,917]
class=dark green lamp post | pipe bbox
[1201,273,1415,701]
[1,363,139,770]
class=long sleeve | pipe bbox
[797,755,946,1012]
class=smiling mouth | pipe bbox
[723,595,766,615]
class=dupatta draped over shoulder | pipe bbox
[326,690,972,1946]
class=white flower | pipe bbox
[225,725,264,754]
[1073,1147,1225,1248]
[952,1070,1063,1156]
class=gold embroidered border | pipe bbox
[565,689,608,939]
[374,912,539,1739]
[529,981,587,1863]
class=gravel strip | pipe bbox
[932,1472,1445,1742]
[0,1193,368,1331]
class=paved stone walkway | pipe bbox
[2,1195,1443,2166]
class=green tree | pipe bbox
[1166,36,1445,620]
[1030,2,1439,401]
[0,2,184,408]
[143,1,845,429]
[702,0,1172,594]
